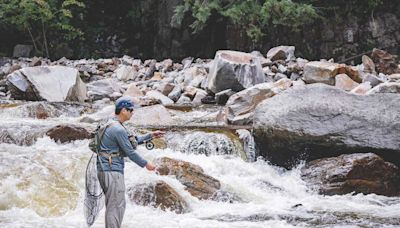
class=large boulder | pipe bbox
[301,153,399,196]
[303,61,340,85]
[127,181,189,213]
[155,157,221,200]
[223,78,292,125]
[7,66,87,102]
[206,50,265,94]
[253,83,400,168]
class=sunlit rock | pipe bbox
[7,66,87,102]
[206,50,265,94]
[127,181,189,213]
[303,61,340,85]
[129,104,173,125]
[335,74,359,91]
[266,46,295,61]
[155,157,221,200]
[367,82,400,94]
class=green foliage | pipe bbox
[0,0,85,56]
[172,0,387,42]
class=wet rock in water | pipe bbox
[253,83,400,168]
[87,78,122,101]
[301,153,400,196]
[223,78,291,125]
[350,82,372,95]
[266,46,295,61]
[303,61,340,85]
[6,66,87,102]
[46,125,92,143]
[155,157,221,200]
[366,82,400,94]
[211,190,242,203]
[335,74,359,91]
[206,50,265,94]
[371,48,400,75]
[129,104,173,125]
[127,181,189,213]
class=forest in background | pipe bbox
[0,0,399,61]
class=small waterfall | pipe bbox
[236,129,256,162]
[165,131,247,159]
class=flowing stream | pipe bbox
[0,102,399,228]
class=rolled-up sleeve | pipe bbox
[135,133,152,144]
[115,128,148,168]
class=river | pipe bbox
[0,102,399,228]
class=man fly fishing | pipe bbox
[90,96,164,228]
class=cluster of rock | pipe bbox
[1,45,399,199]
[127,157,240,213]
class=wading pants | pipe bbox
[97,171,126,228]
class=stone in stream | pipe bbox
[223,78,292,125]
[46,125,92,143]
[127,181,189,213]
[206,50,265,94]
[253,83,400,168]
[7,66,87,102]
[155,157,221,200]
[301,153,400,196]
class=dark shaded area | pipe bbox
[0,1,399,61]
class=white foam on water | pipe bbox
[0,106,399,227]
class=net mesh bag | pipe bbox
[84,154,104,226]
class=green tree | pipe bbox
[0,0,85,58]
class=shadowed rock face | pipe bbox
[155,157,221,200]
[301,153,400,196]
[253,84,400,168]
[127,181,189,214]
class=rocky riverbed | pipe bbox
[0,46,399,227]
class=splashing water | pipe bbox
[0,103,400,228]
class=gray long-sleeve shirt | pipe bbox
[96,119,152,174]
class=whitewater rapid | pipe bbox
[0,103,399,228]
